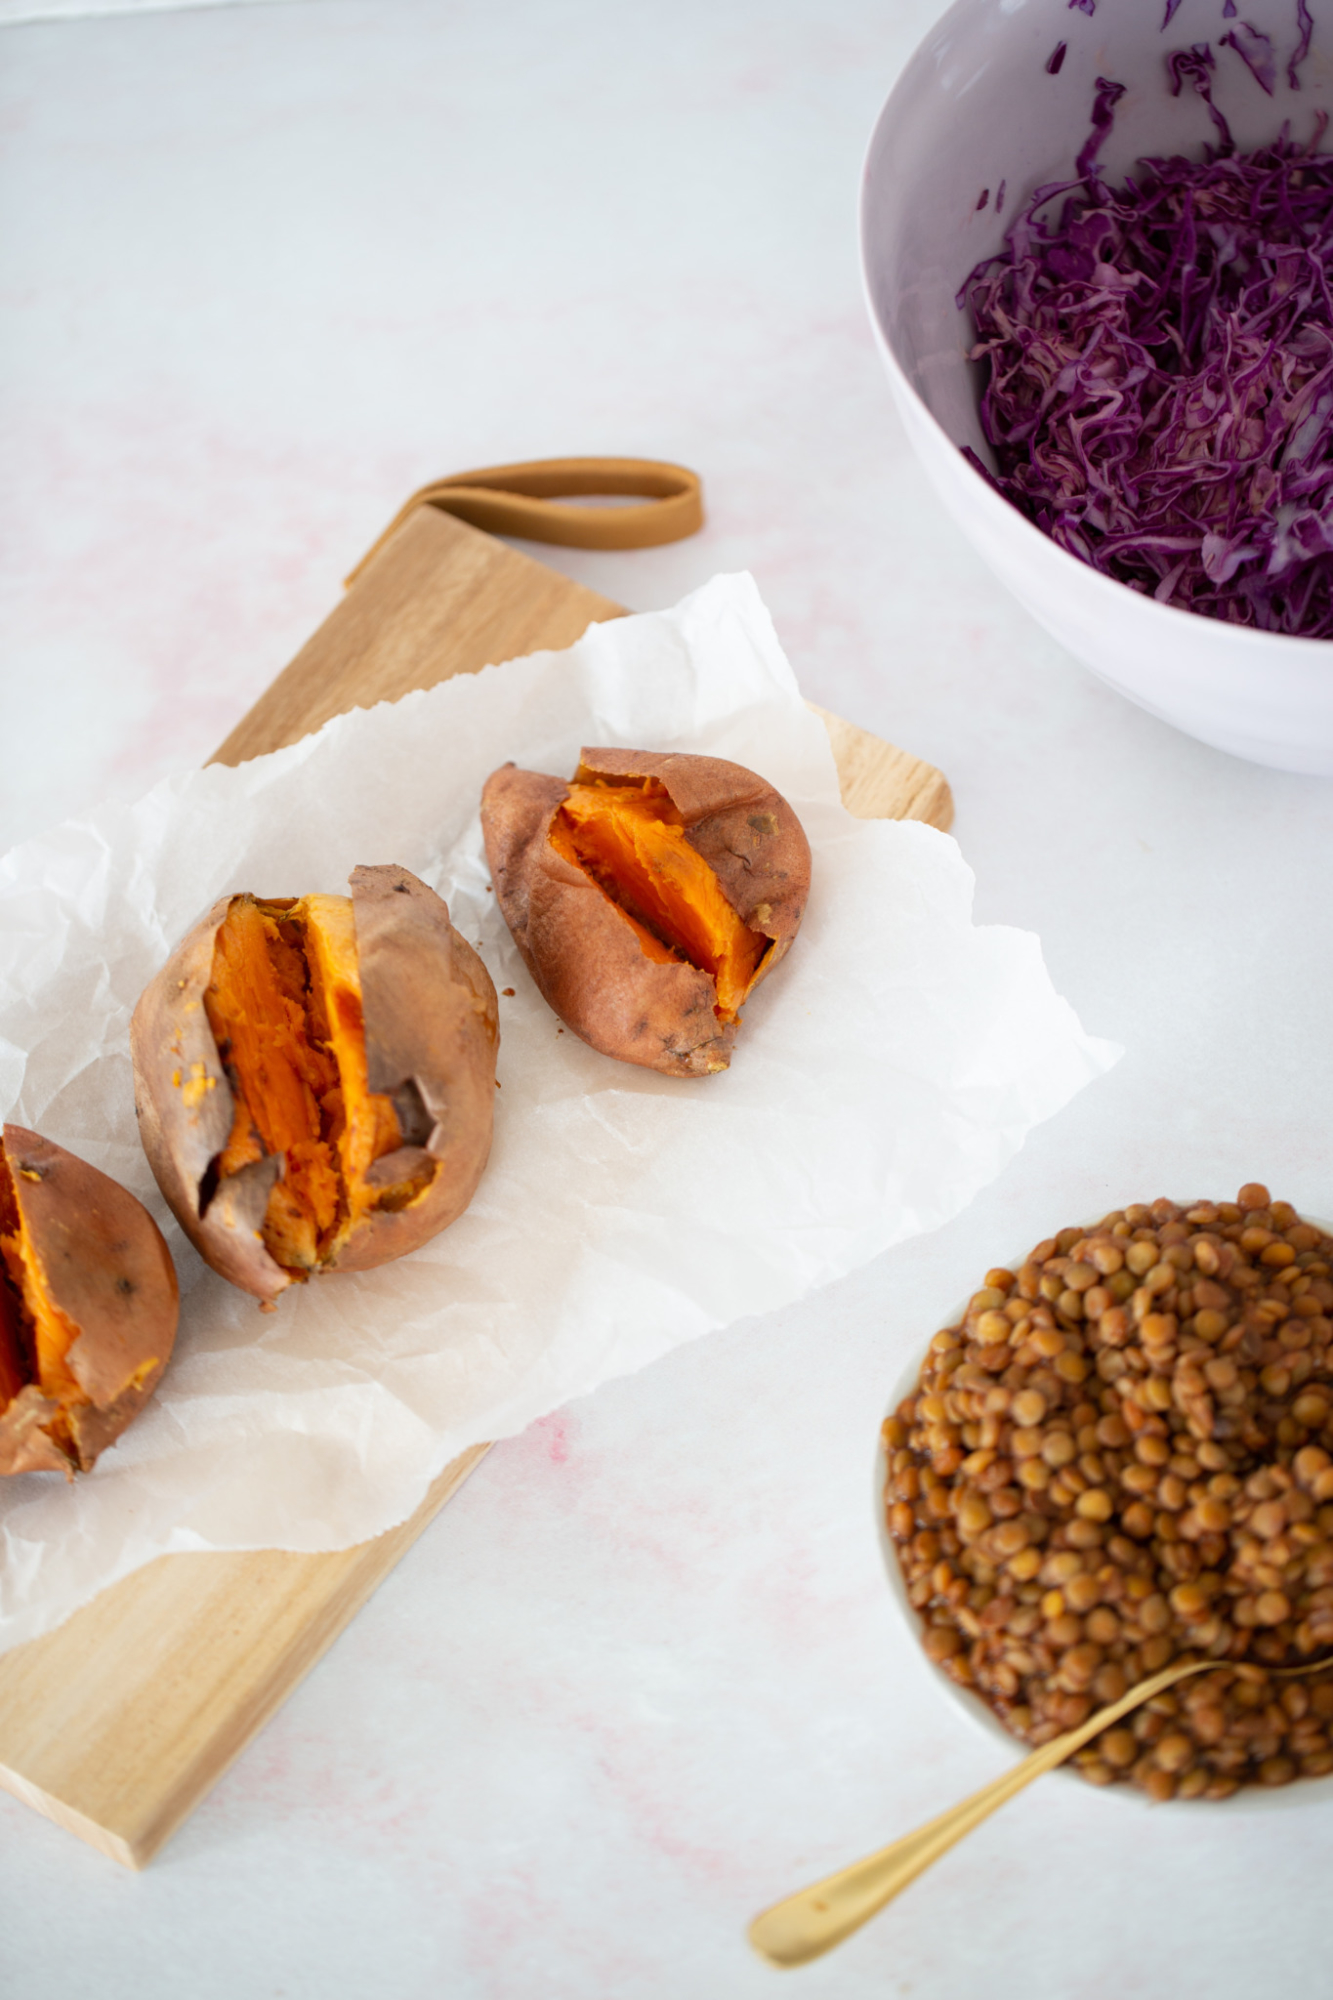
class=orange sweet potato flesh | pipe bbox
[0,1126,179,1476]
[204,894,403,1274]
[0,1161,31,1414]
[132,865,499,1302]
[0,1273,25,1412]
[549,782,768,1021]
[482,747,811,1078]
[1,1135,90,1444]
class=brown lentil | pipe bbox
[884,1186,1333,1801]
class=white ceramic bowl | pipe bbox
[860,0,1333,773]
[875,1241,1333,1812]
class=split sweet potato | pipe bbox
[0,1124,179,1475]
[481,747,810,1076]
[131,864,498,1303]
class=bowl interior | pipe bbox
[862,0,1333,466]
[875,1226,1333,1813]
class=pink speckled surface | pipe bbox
[3,2,1333,1994]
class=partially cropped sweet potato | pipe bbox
[481,747,811,1076]
[0,1124,179,1475]
[131,865,499,1303]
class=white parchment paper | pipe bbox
[0,574,1117,1651]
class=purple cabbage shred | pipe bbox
[1223,0,1237,15]
[961,122,1333,634]
[1047,40,1068,74]
[1168,44,1235,149]
[1163,0,1184,26]
[1289,0,1315,87]
[1221,20,1277,91]
[1075,77,1128,180]
[1069,0,1096,15]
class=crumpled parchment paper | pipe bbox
[0,573,1118,1652]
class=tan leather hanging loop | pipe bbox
[345,456,704,586]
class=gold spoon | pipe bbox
[748,1652,1332,1969]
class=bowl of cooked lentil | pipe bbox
[878,1185,1333,1803]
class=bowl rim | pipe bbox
[874,1214,1333,1813]
[855,3,1333,662]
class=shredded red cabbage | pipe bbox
[1221,21,1276,95]
[1290,0,1315,88]
[962,93,1333,633]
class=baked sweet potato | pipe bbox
[481,747,811,1076]
[0,1124,179,1475]
[131,864,498,1303]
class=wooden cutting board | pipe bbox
[0,506,953,1869]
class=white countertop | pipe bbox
[2,2,1330,1994]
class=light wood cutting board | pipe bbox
[0,506,953,1868]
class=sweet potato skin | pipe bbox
[0,1125,179,1476]
[326,865,499,1274]
[130,866,499,1300]
[0,1384,70,1477]
[481,747,811,1077]
[131,892,287,1299]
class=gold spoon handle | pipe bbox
[748,1657,1213,1968]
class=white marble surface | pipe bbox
[0,0,278,22]
[1,2,1331,1994]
